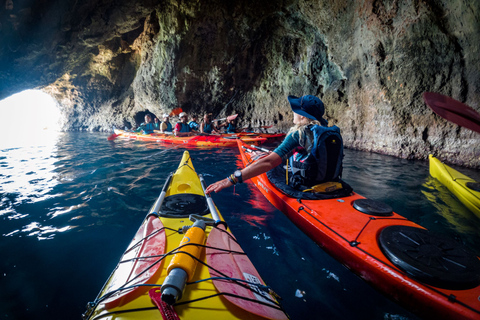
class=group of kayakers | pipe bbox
[135,112,238,136]
[133,94,344,196]
[206,95,343,195]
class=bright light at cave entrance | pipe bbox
[0,90,62,148]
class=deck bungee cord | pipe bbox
[297,197,480,314]
[237,139,480,320]
[85,151,289,320]
[84,228,286,320]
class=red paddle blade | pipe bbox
[103,215,166,309]
[227,114,238,121]
[107,133,120,141]
[206,227,288,320]
[170,108,183,116]
[423,92,480,134]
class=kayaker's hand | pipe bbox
[205,178,232,194]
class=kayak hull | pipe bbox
[85,151,288,320]
[429,154,480,218]
[237,140,480,320]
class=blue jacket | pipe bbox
[226,123,236,133]
[135,122,155,134]
[188,121,200,131]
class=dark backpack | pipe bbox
[288,125,344,187]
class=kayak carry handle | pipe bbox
[199,174,221,224]
[151,173,173,215]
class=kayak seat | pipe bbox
[352,199,393,216]
[379,225,480,290]
[266,165,353,200]
[159,194,209,218]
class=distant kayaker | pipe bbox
[188,114,200,132]
[160,114,173,132]
[217,117,238,133]
[135,114,155,134]
[206,95,344,194]
[153,117,160,130]
[174,112,195,137]
[200,113,219,134]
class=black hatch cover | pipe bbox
[379,225,480,290]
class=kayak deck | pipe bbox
[85,151,288,320]
[112,129,270,147]
[237,140,480,320]
[429,154,480,218]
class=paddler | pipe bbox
[218,117,238,133]
[135,114,155,134]
[188,114,200,132]
[153,116,160,130]
[200,113,220,134]
[206,95,344,193]
[174,112,195,137]
[160,114,173,132]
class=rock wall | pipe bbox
[0,0,479,167]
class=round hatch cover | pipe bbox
[353,199,393,216]
[379,225,480,289]
[160,194,209,217]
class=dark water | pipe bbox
[1,132,479,320]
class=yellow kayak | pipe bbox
[429,154,480,219]
[84,151,288,320]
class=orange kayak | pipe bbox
[237,139,480,320]
[112,129,267,147]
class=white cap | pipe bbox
[163,113,169,118]
[179,112,187,118]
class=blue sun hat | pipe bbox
[288,95,328,126]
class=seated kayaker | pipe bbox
[160,114,173,133]
[188,114,200,132]
[200,113,219,134]
[174,112,195,137]
[206,95,344,194]
[153,117,160,130]
[135,114,155,134]
[218,117,238,133]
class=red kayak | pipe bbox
[111,129,267,147]
[237,139,480,320]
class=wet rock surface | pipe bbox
[0,0,479,167]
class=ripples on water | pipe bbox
[1,132,479,320]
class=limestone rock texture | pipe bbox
[1,0,479,167]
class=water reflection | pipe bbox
[4,222,74,240]
[422,176,478,235]
[0,143,60,200]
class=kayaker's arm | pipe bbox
[205,152,281,194]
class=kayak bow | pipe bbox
[84,150,288,320]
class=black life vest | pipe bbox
[288,125,344,187]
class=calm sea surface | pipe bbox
[1,132,479,320]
